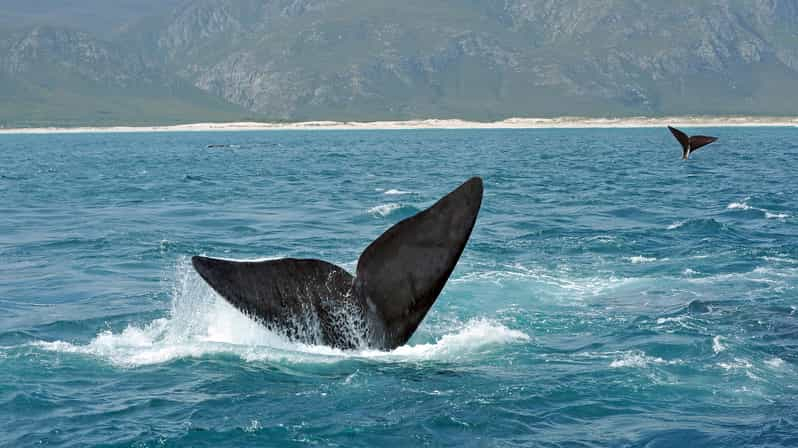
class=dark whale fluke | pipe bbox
[192,177,483,350]
[668,126,718,160]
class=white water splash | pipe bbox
[727,202,752,211]
[384,189,412,195]
[765,212,789,220]
[712,336,726,354]
[727,198,789,220]
[244,420,262,433]
[361,319,529,361]
[761,256,798,264]
[368,203,401,217]
[609,351,677,368]
[764,358,785,369]
[628,256,657,264]
[667,221,686,230]
[34,259,528,367]
[718,358,754,371]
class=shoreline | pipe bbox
[1,116,797,134]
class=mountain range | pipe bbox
[1,0,797,126]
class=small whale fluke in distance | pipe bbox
[192,177,483,350]
[668,126,718,160]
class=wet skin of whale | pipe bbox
[192,177,483,350]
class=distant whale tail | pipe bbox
[668,126,718,160]
[192,177,483,350]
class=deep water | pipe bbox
[0,128,797,447]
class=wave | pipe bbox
[667,220,686,230]
[32,260,528,367]
[727,201,752,211]
[609,351,678,368]
[383,189,412,195]
[665,218,726,233]
[712,336,727,354]
[366,203,420,218]
[685,265,798,285]
[765,358,786,369]
[452,263,637,299]
[761,256,798,264]
[367,203,401,217]
[628,256,657,264]
[726,198,790,220]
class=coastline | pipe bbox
[1,116,797,134]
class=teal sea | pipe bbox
[1,128,796,447]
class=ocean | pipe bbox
[0,128,796,447]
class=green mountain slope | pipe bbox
[0,25,252,127]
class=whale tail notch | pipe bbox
[191,177,484,350]
[668,126,718,159]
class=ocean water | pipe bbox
[0,128,796,447]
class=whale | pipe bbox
[668,126,718,160]
[192,177,483,350]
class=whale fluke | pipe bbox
[668,126,718,160]
[192,177,483,350]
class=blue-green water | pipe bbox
[1,128,796,447]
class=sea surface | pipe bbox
[0,128,796,447]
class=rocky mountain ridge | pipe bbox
[1,0,796,125]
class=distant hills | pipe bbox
[1,0,797,126]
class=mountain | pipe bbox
[0,25,251,126]
[1,0,797,126]
[0,0,183,37]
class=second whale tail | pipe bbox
[668,126,718,160]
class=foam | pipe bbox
[628,256,657,264]
[656,316,688,325]
[684,266,796,286]
[368,203,401,217]
[609,351,677,368]
[764,358,785,369]
[712,336,726,354]
[727,202,752,210]
[33,259,529,367]
[383,189,412,195]
[667,221,686,230]
[726,198,789,220]
[359,319,530,361]
[718,358,754,371]
[761,256,798,264]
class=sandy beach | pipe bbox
[1,116,797,134]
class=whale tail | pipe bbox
[192,177,483,350]
[668,126,718,160]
